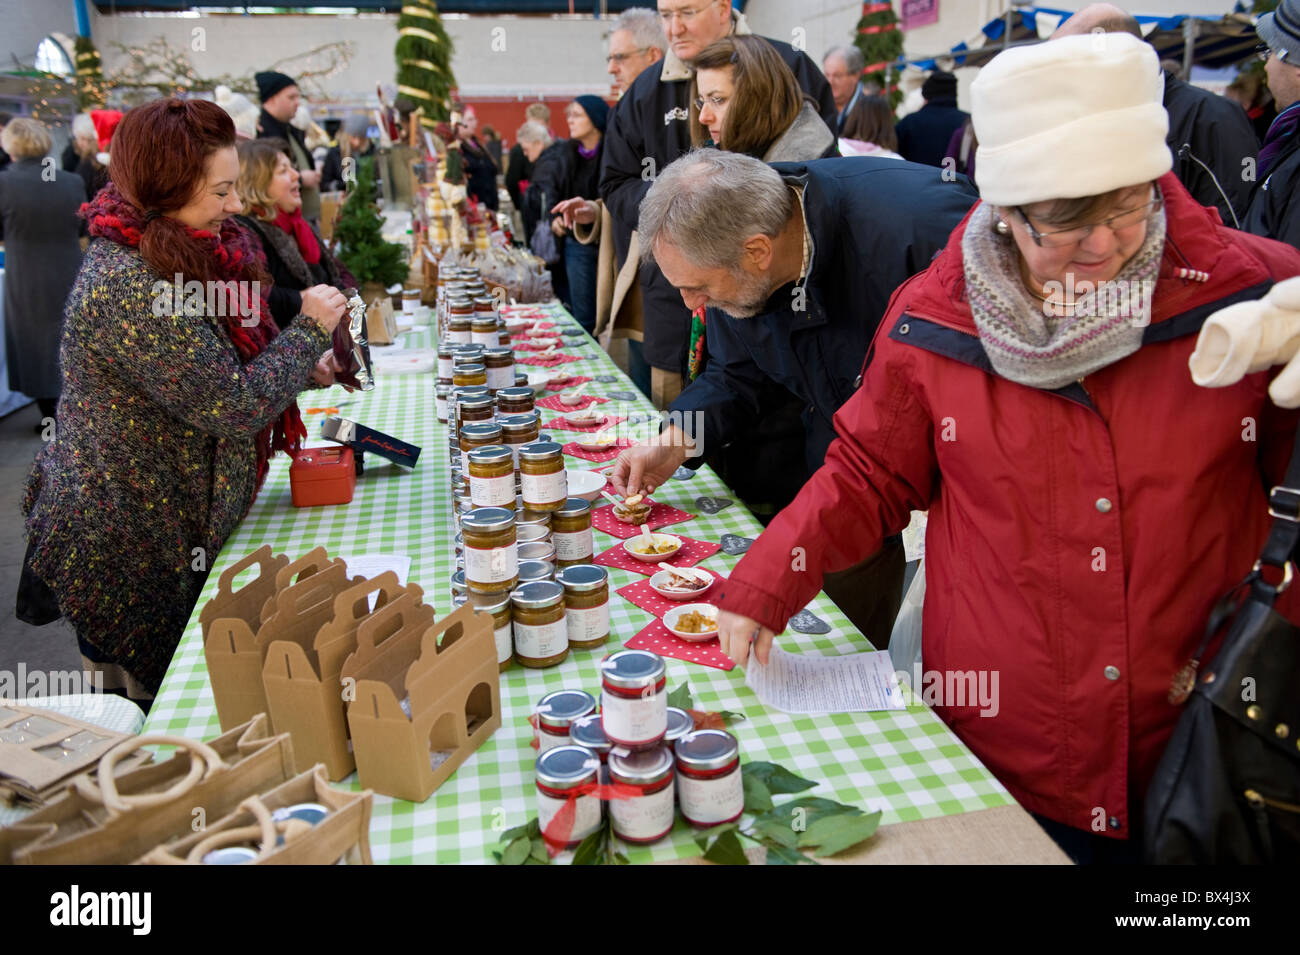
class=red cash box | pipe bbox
[289,446,356,507]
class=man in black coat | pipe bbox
[255,71,322,222]
[1244,0,1300,250]
[1054,5,1258,228]
[895,71,968,168]
[610,151,979,646]
[599,1,836,408]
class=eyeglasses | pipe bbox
[693,94,728,111]
[1257,42,1273,63]
[607,48,650,64]
[659,5,707,26]
[1015,194,1163,248]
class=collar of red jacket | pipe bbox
[901,171,1273,335]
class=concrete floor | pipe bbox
[0,401,82,679]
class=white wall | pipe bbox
[0,0,79,72]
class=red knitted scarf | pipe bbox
[82,182,307,493]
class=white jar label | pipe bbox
[521,469,568,508]
[486,364,515,391]
[610,780,675,841]
[566,603,608,645]
[436,394,449,422]
[536,729,570,754]
[448,329,472,344]
[438,356,453,378]
[469,473,515,508]
[601,688,667,745]
[553,528,593,561]
[464,544,517,585]
[677,769,744,825]
[537,789,601,844]
[514,618,568,659]
[494,622,512,664]
[472,330,498,347]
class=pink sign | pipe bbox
[902,0,939,30]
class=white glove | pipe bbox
[1188,275,1300,408]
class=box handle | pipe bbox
[215,544,279,600]
[86,734,227,813]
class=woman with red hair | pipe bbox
[20,98,347,708]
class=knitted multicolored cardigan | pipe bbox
[22,238,330,694]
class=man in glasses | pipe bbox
[607,7,666,96]
[1244,0,1300,250]
[598,0,836,407]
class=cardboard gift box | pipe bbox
[342,601,501,802]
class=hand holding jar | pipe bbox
[716,609,776,667]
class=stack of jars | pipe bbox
[531,649,746,848]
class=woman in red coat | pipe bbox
[713,33,1300,860]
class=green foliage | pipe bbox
[74,36,105,110]
[333,156,409,288]
[854,1,906,110]
[395,0,456,126]
[494,817,551,865]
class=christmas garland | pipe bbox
[395,1,456,127]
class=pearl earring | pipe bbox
[995,219,1010,236]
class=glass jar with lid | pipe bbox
[674,729,744,828]
[555,564,609,650]
[455,393,495,436]
[510,580,568,668]
[516,524,552,546]
[517,558,555,585]
[459,421,502,474]
[498,322,512,347]
[482,346,515,393]
[518,540,557,566]
[468,445,516,510]
[515,372,530,388]
[450,569,468,604]
[535,689,596,753]
[664,706,694,750]
[447,297,474,344]
[495,386,535,417]
[609,746,676,844]
[535,745,602,848]
[516,508,552,533]
[499,412,541,469]
[519,441,568,512]
[457,590,514,671]
[551,498,594,567]
[452,361,487,388]
[437,342,455,382]
[600,649,667,750]
[569,714,612,764]
[471,314,499,348]
[435,383,452,423]
[461,506,518,595]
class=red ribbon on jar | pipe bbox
[539,781,641,854]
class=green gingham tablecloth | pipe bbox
[143,300,1014,863]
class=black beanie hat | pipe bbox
[256,71,297,103]
[921,70,957,102]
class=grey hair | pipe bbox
[72,112,96,141]
[515,120,552,147]
[611,7,667,53]
[638,150,793,271]
[824,44,865,74]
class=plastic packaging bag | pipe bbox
[888,558,925,676]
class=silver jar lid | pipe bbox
[460,421,502,442]
[569,714,610,753]
[496,386,534,404]
[451,570,467,596]
[516,525,551,544]
[517,559,554,583]
[436,382,452,396]
[467,590,511,614]
[456,393,493,410]
[554,497,592,519]
[674,729,739,771]
[555,564,607,593]
[519,440,563,461]
[461,506,515,534]
[537,689,597,731]
[600,648,665,690]
[467,445,513,467]
[664,707,693,744]
[450,343,485,358]
[609,745,674,785]
[510,579,564,610]
[515,372,530,386]
[499,411,541,432]
[518,540,556,563]
[516,509,552,528]
[483,345,512,359]
[535,744,600,790]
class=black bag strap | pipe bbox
[1252,416,1300,601]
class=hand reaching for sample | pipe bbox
[717,610,776,667]
[300,285,346,333]
[609,428,692,497]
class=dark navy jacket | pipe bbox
[670,157,978,477]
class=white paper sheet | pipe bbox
[744,647,905,714]
[338,554,413,610]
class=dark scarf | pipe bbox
[81,182,306,491]
[273,207,321,265]
[1259,101,1300,179]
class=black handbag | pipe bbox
[1144,430,1300,863]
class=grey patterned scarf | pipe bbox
[961,199,1166,390]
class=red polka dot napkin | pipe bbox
[591,500,695,539]
[562,439,633,462]
[542,414,627,433]
[535,374,590,393]
[626,619,734,671]
[616,569,727,618]
[513,339,566,352]
[536,394,608,412]
[516,353,583,367]
[594,536,719,576]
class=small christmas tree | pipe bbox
[74,36,106,109]
[855,1,905,108]
[334,156,410,291]
[395,0,456,129]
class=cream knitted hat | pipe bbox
[971,32,1171,207]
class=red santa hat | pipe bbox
[90,109,123,165]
